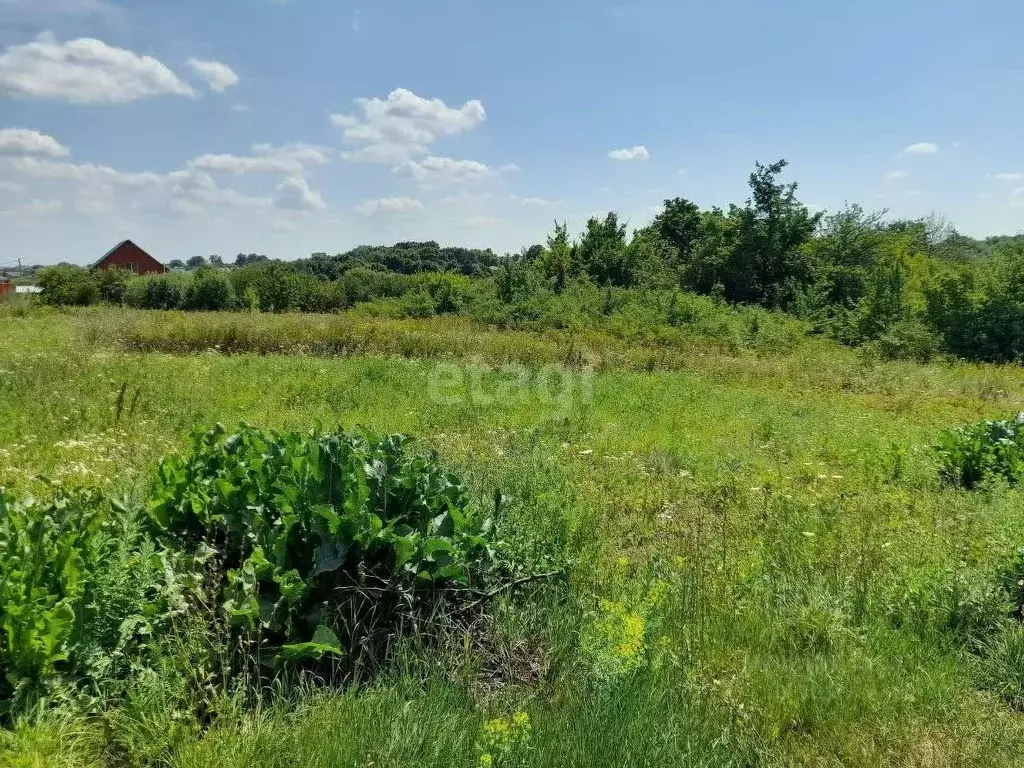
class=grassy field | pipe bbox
[3,304,1024,766]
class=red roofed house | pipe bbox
[91,240,167,275]
[0,277,14,299]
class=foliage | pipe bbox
[478,711,531,767]
[185,268,236,312]
[125,273,189,310]
[36,267,99,307]
[146,424,496,662]
[0,488,104,712]
[936,414,1024,489]
[296,241,500,279]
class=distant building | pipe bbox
[0,277,13,299]
[90,240,167,275]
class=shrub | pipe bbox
[96,268,129,305]
[873,318,941,362]
[185,269,236,311]
[146,425,497,665]
[37,266,98,307]
[936,413,1024,489]
[125,273,188,310]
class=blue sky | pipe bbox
[1,0,1023,265]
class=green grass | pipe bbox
[3,304,1024,766]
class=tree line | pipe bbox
[30,159,1024,364]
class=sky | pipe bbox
[0,0,1023,266]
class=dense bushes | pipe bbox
[0,425,500,718]
[936,413,1024,489]
[31,159,1024,363]
[148,425,496,663]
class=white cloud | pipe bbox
[356,196,424,216]
[458,215,499,229]
[0,128,69,157]
[905,189,924,197]
[901,142,939,155]
[189,143,331,175]
[991,172,1024,181]
[185,59,239,93]
[1013,185,1024,197]
[393,156,515,187]
[0,32,196,104]
[511,194,555,206]
[331,88,486,163]
[1,155,270,217]
[273,176,325,211]
[0,180,25,193]
[23,198,62,214]
[883,170,909,181]
[608,145,650,162]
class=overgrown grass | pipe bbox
[4,305,1024,766]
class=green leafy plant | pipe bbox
[146,424,497,665]
[936,413,1024,489]
[0,488,103,712]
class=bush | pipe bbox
[96,268,129,305]
[146,425,497,665]
[873,319,941,362]
[936,414,1024,489]
[125,273,188,310]
[37,266,98,307]
[185,269,236,311]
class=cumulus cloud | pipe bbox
[0,32,196,103]
[189,143,331,175]
[185,58,239,93]
[273,176,325,211]
[0,128,69,157]
[608,145,650,162]
[901,142,939,155]
[393,156,516,187]
[1,155,270,217]
[355,196,424,216]
[991,172,1024,181]
[331,88,486,163]
[883,170,909,181]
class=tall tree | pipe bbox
[728,160,821,307]
[577,212,629,286]
[536,221,574,293]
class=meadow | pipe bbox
[3,301,1024,766]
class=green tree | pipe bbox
[728,160,821,307]
[577,212,630,286]
[536,221,575,293]
[653,197,701,273]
